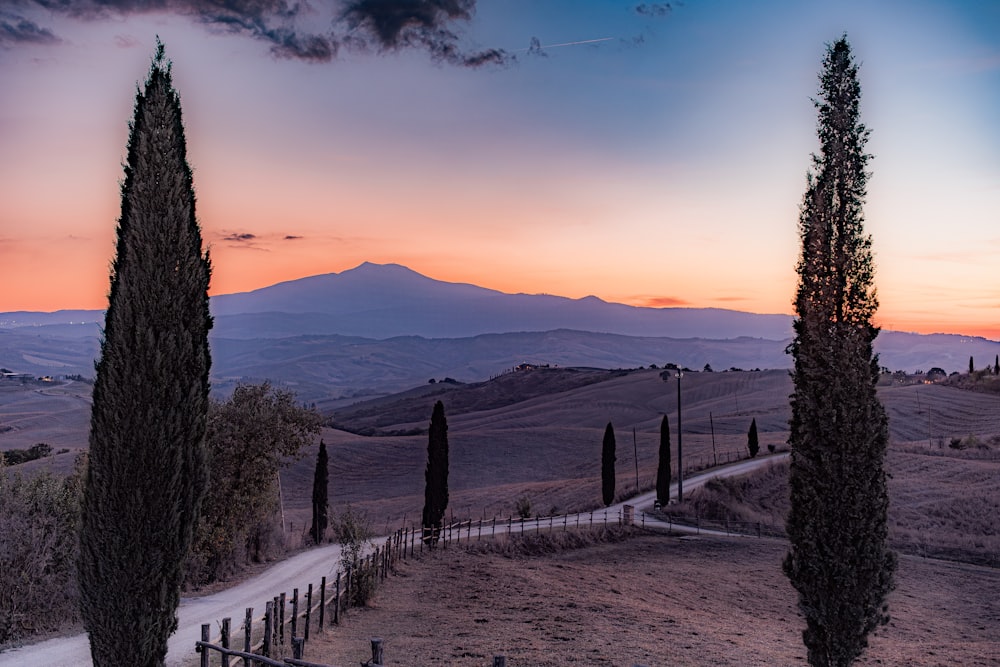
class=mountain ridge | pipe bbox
[3,262,796,341]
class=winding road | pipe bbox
[0,454,787,666]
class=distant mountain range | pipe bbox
[1,262,997,402]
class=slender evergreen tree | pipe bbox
[969,356,975,375]
[78,41,212,667]
[747,418,760,458]
[784,36,895,667]
[994,354,998,375]
[310,441,329,544]
[655,415,671,506]
[601,422,616,507]
[421,401,449,543]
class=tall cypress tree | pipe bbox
[601,422,616,507]
[310,440,329,544]
[655,415,671,506]
[421,401,449,543]
[784,36,895,667]
[78,41,212,667]
[747,418,760,459]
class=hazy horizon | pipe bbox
[1,1,997,336]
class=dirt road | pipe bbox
[0,455,785,666]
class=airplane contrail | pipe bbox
[517,36,615,52]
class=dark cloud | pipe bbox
[2,0,509,67]
[338,0,512,67]
[635,3,673,18]
[283,234,302,240]
[223,232,257,242]
[0,11,58,45]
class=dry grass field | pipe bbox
[3,368,999,664]
[305,531,999,666]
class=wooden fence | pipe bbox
[194,509,641,666]
[195,529,406,667]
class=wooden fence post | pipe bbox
[305,583,313,640]
[370,637,384,666]
[493,656,507,667]
[243,607,253,667]
[345,565,352,613]
[292,637,305,659]
[334,571,342,624]
[279,592,287,644]
[221,617,232,667]
[199,624,210,667]
[319,576,327,630]
[291,588,299,640]
[263,601,273,658]
[272,596,280,648]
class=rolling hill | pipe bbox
[1,262,998,402]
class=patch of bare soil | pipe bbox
[305,532,999,667]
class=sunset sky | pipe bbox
[0,1,998,337]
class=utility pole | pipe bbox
[710,411,718,467]
[632,427,639,492]
[675,370,683,502]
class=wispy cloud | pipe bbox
[0,10,58,45]
[638,295,690,307]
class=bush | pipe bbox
[332,506,376,607]
[515,496,532,519]
[0,455,85,643]
[1,443,53,466]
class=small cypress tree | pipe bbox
[747,418,760,458]
[655,415,671,506]
[310,441,329,544]
[421,401,449,543]
[78,41,211,667]
[601,422,616,507]
[969,356,975,375]
[994,355,998,375]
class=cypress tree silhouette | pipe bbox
[601,422,616,507]
[656,415,671,506]
[784,36,895,667]
[421,401,449,543]
[310,441,329,544]
[747,418,760,458]
[78,41,212,667]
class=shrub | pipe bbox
[333,506,375,607]
[515,496,532,519]
[0,455,85,643]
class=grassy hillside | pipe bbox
[5,368,999,566]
